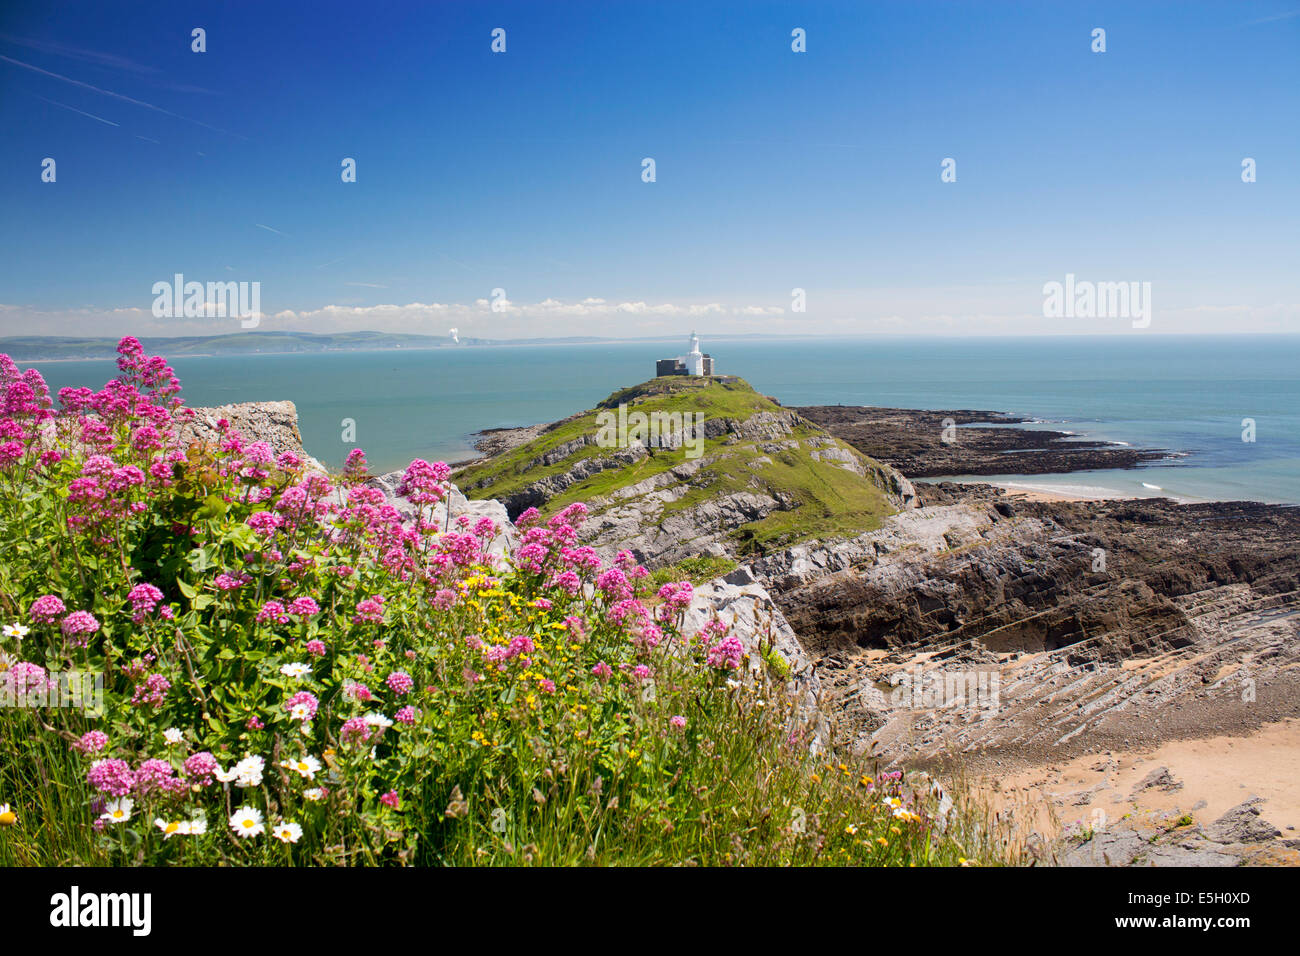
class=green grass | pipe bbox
[647,555,739,590]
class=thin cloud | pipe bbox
[30,93,119,127]
[254,223,285,236]
[0,53,243,138]
[1244,9,1300,24]
[0,34,159,74]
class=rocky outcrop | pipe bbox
[1061,798,1297,866]
[183,402,311,461]
[739,489,1300,775]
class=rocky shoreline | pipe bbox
[795,404,1176,477]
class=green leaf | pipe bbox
[194,495,229,522]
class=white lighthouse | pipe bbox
[686,331,704,376]
[655,332,715,377]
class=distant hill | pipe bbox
[0,331,625,361]
[455,375,913,567]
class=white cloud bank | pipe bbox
[0,291,1296,341]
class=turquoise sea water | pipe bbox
[24,335,1300,504]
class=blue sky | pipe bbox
[1,0,1297,339]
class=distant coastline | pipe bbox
[1,330,815,362]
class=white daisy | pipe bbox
[229,806,264,838]
[289,703,313,721]
[101,798,133,824]
[154,818,190,839]
[232,755,265,787]
[280,662,311,679]
[3,623,29,640]
[214,765,238,784]
[187,815,208,836]
[279,755,321,780]
[303,788,325,802]
[272,821,303,844]
[163,728,183,745]
[363,712,393,729]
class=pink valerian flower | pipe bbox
[706,635,745,671]
[246,716,264,731]
[28,594,67,624]
[432,588,457,610]
[134,758,178,796]
[462,668,482,685]
[255,600,290,625]
[506,635,535,658]
[550,569,581,596]
[353,596,385,625]
[386,671,415,695]
[540,679,556,694]
[126,583,164,622]
[343,681,373,703]
[395,459,451,507]
[608,599,650,627]
[514,542,549,574]
[531,597,552,610]
[285,690,319,722]
[76,730,109,754]
[515,506,541,529]
[184,751,220,786]
[560,545,601,573]
[696,617,729,644]
[214,573,247,591]
[343,448,369,482]
[4,662,51,698]
[276,451,302,472]
[304,639,327,657]
[130,673,171,707]
[632,665,653,681]
[288,596,320,616]
[634,622,665,651]
[246,511,284,537]
[379,790,400,809]
[394,705,420,725]
[340,717,372,746]
[591,661,613,680]
[657,581,694,619]
[669,715,687,730]
[87,758,136,796]
[550,502,589,530]
[595,568,633,601]
[563,615,587,641]
[244,441,275,466]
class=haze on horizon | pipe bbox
[1,0,1297,341]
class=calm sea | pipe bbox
[22,335,1300,505]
